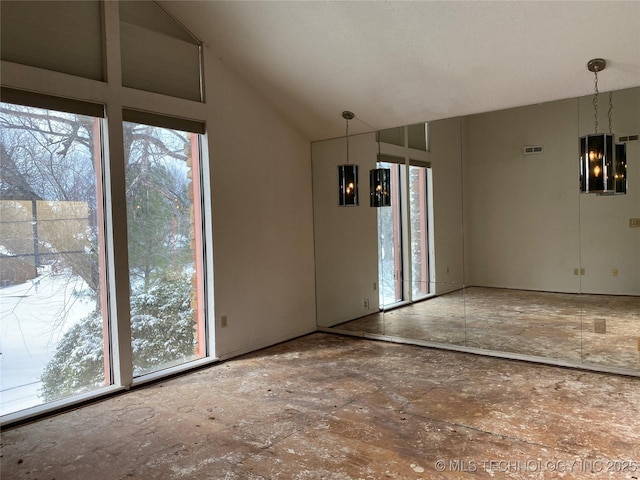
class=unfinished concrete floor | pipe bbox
[2,333,639,479]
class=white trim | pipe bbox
[131,357,221,387]
[120,87,206,122]
[379,142,429,162]
[1,385,125,428]
[1,61,109,103]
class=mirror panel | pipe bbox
[312,87,639,375]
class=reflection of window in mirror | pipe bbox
[376,124,434,310]
[379,123,428,151]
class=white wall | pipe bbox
[205,49,317,357]
[463,98,581,293]
[429,118,464,294]
[463,87,639,295]
[312,133,379,327]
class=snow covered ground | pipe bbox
[0,272,96,416]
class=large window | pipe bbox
[1,0,209,424]
[0,101,109,415]
[123,117,206,376]
[0,101,209,419]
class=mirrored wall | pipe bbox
[312,86,640,375]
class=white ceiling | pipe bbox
[161,1,640,142]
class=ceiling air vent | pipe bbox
[523,145,544,155]
[618,134,638,142]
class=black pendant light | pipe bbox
[370,133,391,207]
[579,58,626,194]
[338,111,359,206]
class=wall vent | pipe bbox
[618,134,639,142]
[523,145,544,155]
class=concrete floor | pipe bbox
[2,333,639,479]
[336,287,640,371]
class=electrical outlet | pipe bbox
[630,218,640,228]
[574,268,579,276]
[221,315,228,328]
[612,268,618,277]
[594,318,606,334]
[580,268,586,276]
[373,282,377,291]
[362,298,369,309]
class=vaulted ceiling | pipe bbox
[161,1,640,141]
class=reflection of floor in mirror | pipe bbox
[335,287,640,371]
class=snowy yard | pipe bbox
[0,271,95,416]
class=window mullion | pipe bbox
[102,1,133,388]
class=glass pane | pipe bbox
[377,162,402,307]
[407,123,427,151]
[0,103,108,415]
[123,121,205,377]
[409,166,430,300]
[381,282,466,344]
[119,1,202,102]
[1,1,104,81]
[378,127,403,147]
[580,294,640,370]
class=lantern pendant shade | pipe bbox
[338,164,359,206]
[579,133,617,194]
[615,143,627,194]
[370,168,391,207]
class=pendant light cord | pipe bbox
[593,69,599,134]
[608,91,613,135]
[345,118,350,165]
[342,111,354,165]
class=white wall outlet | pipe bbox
[362,298,369,309]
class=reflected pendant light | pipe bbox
[370,133,391,207]
[579,58,626,194]
[338,111,359,206]
[614,142,627,193]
